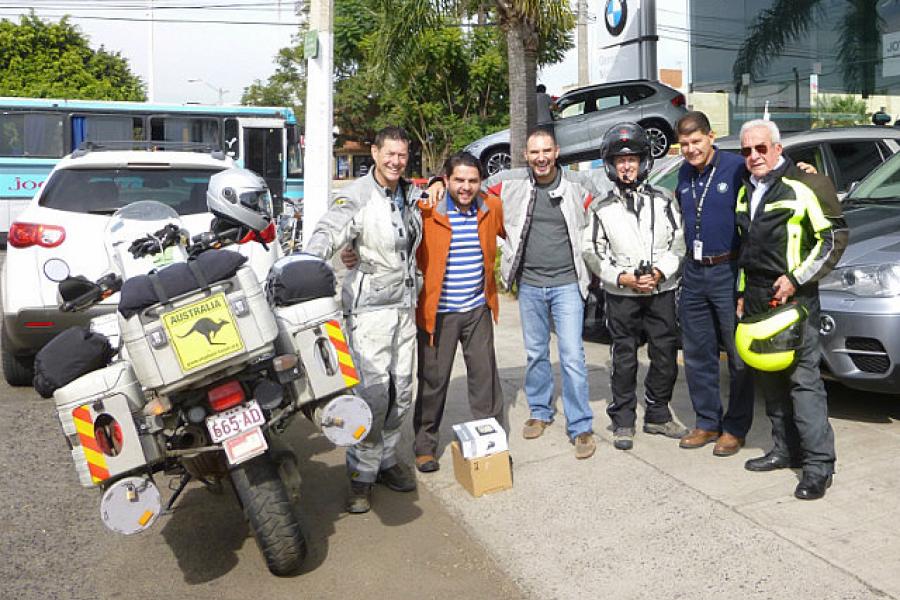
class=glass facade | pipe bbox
[690,0,900,133]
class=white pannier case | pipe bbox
[120,266,278,395]
[273,295,360,404]
[54,362,163,488]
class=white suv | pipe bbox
[1,149,280,386]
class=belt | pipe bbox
[692,251,737,266]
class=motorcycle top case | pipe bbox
[54,362,163,488]
[120,266,278,394]
[273,296,360,404]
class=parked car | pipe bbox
[650,126,900,197]
[466,79,687,175]
[0,147,279,386]
[818,151,900,394]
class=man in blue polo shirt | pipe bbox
[675,111,754,456]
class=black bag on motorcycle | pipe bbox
[266,254,336,306]
[117,249,248,318]
[33,326,116,398]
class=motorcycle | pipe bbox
[43,200,371,576]
[276,197,303,255]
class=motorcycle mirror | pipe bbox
[43,258,70,282]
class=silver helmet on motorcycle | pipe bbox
[206,168,272,234]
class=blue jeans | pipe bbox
[678,261,753,437]
[518,282,593,439]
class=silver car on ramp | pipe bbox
[819,151,900,394]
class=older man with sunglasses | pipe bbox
[734,119,847,501]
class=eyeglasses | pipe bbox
[740,144,771,157]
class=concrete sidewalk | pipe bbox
[414,294,900,599]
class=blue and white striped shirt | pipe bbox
[438,193,485,313]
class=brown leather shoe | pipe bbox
[713,432,745,457]
[679,428,719,449]
[522,418,552,439]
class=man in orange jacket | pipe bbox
[413,151,507,473]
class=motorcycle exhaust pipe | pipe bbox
[304,394,372,447]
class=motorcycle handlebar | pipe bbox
[59,273,123,313]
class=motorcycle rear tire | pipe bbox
[230,454,307,576]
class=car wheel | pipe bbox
[641,123,672,159]
[483,148,511,176]
[2,329,34,387]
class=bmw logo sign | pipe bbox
[605,0,627,36]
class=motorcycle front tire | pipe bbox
[230,454,307,576]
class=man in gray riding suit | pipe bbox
[304,126,423,514]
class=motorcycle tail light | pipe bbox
[208,380,245,412]
[8,222,66,248]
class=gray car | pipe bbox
[819,151,900,394]
[465,79,687,175]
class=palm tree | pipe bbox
[493,0,574,167]
[732,0,885,98]
[370,0,573,168]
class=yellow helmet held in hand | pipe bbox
[735,303,809,372]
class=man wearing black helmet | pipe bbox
[582,122,687,451]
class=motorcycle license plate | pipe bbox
[206,400,265,443]
[161,292,244,372]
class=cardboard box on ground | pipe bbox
[451,418,513,497]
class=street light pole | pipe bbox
[187,78,228,104]
[302,0,334,242]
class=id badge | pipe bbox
[693,239,703,261]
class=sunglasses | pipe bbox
[740,143,772,157]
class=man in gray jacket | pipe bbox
[428,128,608,459]
[304,126,423,514]
[488,127,599,459]
[583,123,687,451]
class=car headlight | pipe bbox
[819,263,900,297]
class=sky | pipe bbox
[0,0,302,104]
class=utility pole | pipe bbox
[302,0,334,243]
[577,0,589,86]
[147,0,155,101]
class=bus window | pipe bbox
[287,124,303,177]
[0,112,65,157]
[223,118,240,159]
[149,117,219,146]
[71,115,143,148]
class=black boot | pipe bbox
[794,472,833,500]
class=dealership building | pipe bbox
[552,0,900,134]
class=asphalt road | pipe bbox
[0,241,519,600]
[0,377,521,600]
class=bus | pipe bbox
[0,97,303,243]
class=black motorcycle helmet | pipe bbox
[601,122,654,184]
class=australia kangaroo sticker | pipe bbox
[162,292,244,372]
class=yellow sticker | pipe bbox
[162,292,244,372]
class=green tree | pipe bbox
[372,0,574,168]
[0,13,145,100]
[242,45,306,114]
[813,94,868,127]
[491,0,575,168]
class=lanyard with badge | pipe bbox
[690,153,719,261]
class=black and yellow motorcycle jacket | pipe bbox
[735,158,848,313]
